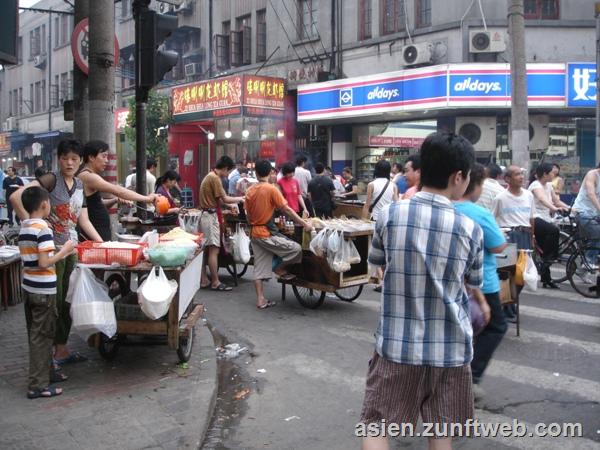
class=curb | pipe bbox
[196,320,219,448]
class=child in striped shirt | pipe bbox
[18,186,75,399]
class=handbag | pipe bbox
[368,180,390,214]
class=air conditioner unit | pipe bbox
[400,42,433,67]
[469,31,506,53]
[456,116,497,152]
[509,115,549,151]
[176,0,193,14]
[33,54,47,69]
[4,117,17,131]
[184,62,201,77]
[159,2,176,14]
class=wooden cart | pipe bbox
[88,251,205,362]
[279,229,373,309]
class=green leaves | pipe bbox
[123,92,172,158]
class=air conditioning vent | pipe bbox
[509,115,549,151]
[33,54,47,69]
[456,116,497,151]
[176,0,193,15]
[401,42,433,67]
[469,31,506,53]
[184,62,201,77]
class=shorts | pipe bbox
[200,212,221,247]
[251,235,302,280]
[360,352,474,434]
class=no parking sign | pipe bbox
[71,18,120,75]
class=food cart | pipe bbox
[0,246,21,311]
[333,199,365,219]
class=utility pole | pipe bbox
[88,0,117,227]
[508,0,529,170]
[595,2,600,166]
[73,0,89,143]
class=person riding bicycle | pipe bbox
[528,163,570,289]
[572,162,600,266]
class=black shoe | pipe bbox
[542,281,560,289]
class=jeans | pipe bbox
[534,218,559,282]
[471,292,507,383]
[579,214,600,264]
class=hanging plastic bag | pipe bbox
[343,238,361,265]
[138,266,178,320]
[331,243,351,272]
[69,266,117,340]
[514,250,527,286]
[232,224,251,264]
[309,228,328,257]
[523,253,538,292]
[328,230,342,254]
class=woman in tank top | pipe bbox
[362,160,398,221]
[78,140,158,241]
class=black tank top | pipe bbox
[79,169,111,241]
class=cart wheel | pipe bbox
[177,328,195,363]
[226,263,249,278]
[334,285,363,302]
[106,274,129,301]
[98,333,120,361]
[292,285,326,309]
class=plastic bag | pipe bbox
[138,266,178,320]
[309,228,328,257]
[523,253,538,292]
[331,245,351,272]
[328,230,342,253]
[343,238,361,265]
[69,266,117,340]
[514,250,526,286]
[232,224,251,264]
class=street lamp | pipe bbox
[224,130,232,139]
[241,129,250,139]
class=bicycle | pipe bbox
[532,210,576,285]
[564,215,600,298]
[0,216,19,247]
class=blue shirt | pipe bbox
[455,201,506,294]
[369,192,484,368]
[395,175,408,194]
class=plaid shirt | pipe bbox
[369,192,484,368]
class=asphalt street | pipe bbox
[201,271,600,450]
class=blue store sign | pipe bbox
[567,63,597,107]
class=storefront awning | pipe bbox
[297,62,595,124]
[33,131,61,139]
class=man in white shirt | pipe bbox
[125,168,136,189]
[477,164,505,211]
[131,159,158,211]
[294,155,311,197]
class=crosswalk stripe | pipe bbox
[272,354,600,448]
[519,305,600,327]
[505,331,600,356]
[523,287,599,305]
[485,360,600,403]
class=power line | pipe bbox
[281,0,320,62]
[267,0,306,64]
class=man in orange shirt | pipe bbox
[245,160,313,309]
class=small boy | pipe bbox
[19,186,75,399]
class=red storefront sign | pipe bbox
[369,136,425,148]
[0,133,10,155]
[259,140,276,159]
[172,75,284,120]
[114,108,130,131]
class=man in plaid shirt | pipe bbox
[360,132,485,450]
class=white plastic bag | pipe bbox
[232,224,251,264]
[309,228,328,257]
[69,266,117,340]
[328,230,342,253]
[138,266,178,320]
[343,238,361,265]
[523,253,538,292]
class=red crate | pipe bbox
[76,241,144,266]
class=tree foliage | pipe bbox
[124,92,172,158]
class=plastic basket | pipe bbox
[76,241,144,266]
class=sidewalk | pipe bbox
[0,294,217,450]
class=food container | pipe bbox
[147,246,189,267]
[116,234,142,244]
[77,241,144,266]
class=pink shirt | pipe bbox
[277,177,301,212]
[402,186,418,200]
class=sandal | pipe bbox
[373,285,382,293]
[211,283,232,292]
[54,352,88,366]
[27,386,63,399]
[257,301,277,309]
[49,367,69,383]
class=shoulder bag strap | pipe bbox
[369,180,390,214]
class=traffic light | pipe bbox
[139,10,178,89]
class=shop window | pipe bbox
[415,0,431,28]
[297,0,318,40]
[524,0,559,19]
[256,9,267,62]
[381,0,405,36]
[359,0,372,40]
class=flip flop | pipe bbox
[257,301,277,309]
[373,285,382,293]
[54,352,88,366]
[211,283,232,292]
[27,386,63,399]
[49,367,69,383]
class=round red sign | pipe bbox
[71,18,120,75]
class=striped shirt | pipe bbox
[369,192,484,368]
[18,219,57,295]
[476,178,506,211]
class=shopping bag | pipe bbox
[138,266,178,320]
[514,250,527,286]
[69,266,117,340]
[309,228,328,257]
[232,224,251,264]
[343,238,361,265]
[328,230,342,253]
[523,253,539,292]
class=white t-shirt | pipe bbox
[528,180,553,221]
[294,166,312,196]
[476,178,505,211]
[492,189,535,228]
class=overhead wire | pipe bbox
[402,0,412,43]
[477,0,488,30]
[267,0,306,63]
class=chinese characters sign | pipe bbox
[567,63,596,107]
[114,108,130,131]
[369,136,425,148]
[0,133,10,154]
[172,75,285,120]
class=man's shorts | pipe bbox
[360,352,474,435]
[200,212,220,247]
[251,235,302,280]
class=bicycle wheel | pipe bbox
[226,263,248,278]
[566,247,600,298]
[292,285,326,309]
[550,231,575,284]
[334,285,363,302]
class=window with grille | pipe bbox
[230,30,242,66]
[524,0,559,19]
[415,0,431,27]
[298,0,318,40]
[381,0,405,35]
[30,28,41,58]
[256,9,267,62]
[34,82,41,113]
[216,21,231,70]
[359,0,372,40]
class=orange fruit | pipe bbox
[155,196,170,215]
